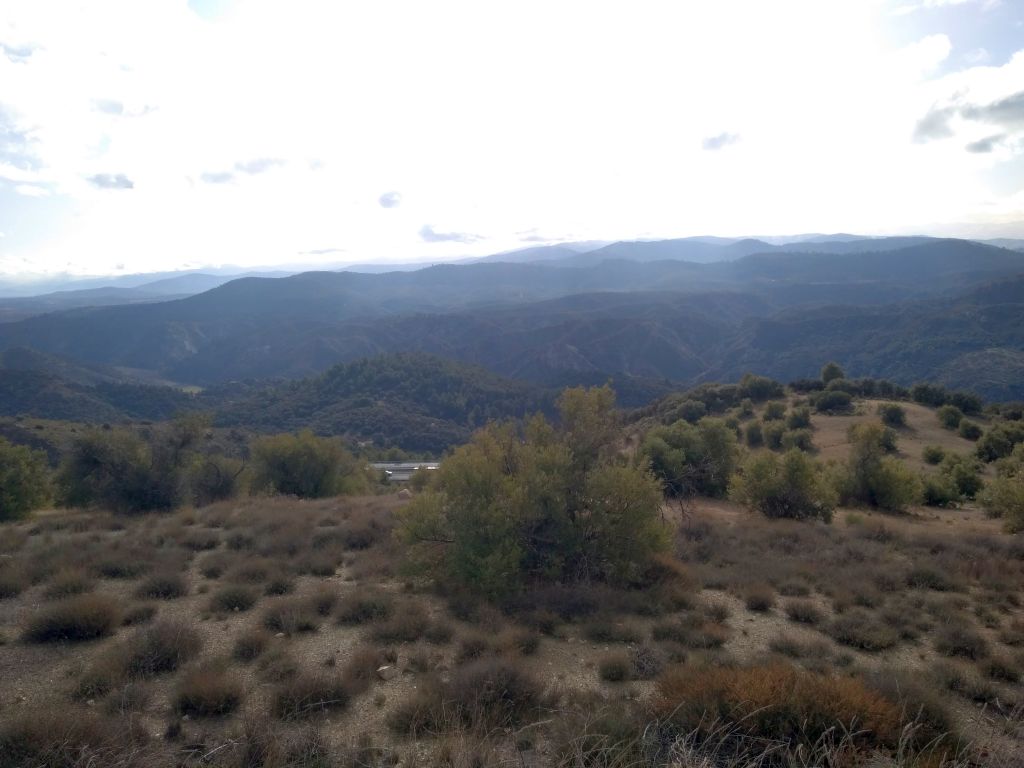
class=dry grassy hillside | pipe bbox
[1,490,1023,767]
[809,398,986,474]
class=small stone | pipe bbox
[274,632,285,638]
[376,665,399,681]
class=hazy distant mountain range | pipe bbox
[1,235,1022,413]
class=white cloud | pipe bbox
[0,0,1021,276]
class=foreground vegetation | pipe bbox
[2,365,1024,766]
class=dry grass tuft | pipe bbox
[174,664,243,717]
[23,593,121,643]
[134,571,188,600]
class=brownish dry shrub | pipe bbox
[23,593,121,643]
[233,627,271,662]
[42,567,95,600]
[272,672,352,720]
[335,590,393,624]
[134,571,188,600]
[210,584,258,613]
[123,619,202,677]
[174,664,243,717]
[262,597,320,635]
[654,664,904,751]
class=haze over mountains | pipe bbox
[1,235,1023,431]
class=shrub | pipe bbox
[922,445,945,465]
[0,709,133,768]
[828,610,899,651]
[273,672,352,719]
[980,470,1024,533]
[0,569,29,599]
[371,605,429,643]
[584,617,642,644]
[763,401,786,421]
[922,474,959,508]
[738,373,785,401]
[43,568,95,600]
[839,423,921,511]
[763,422,785,450]
[976,422,1024,462]
[821,362,845,384]
[784,599,823,625]
[57,428,184,514]
[937,405,964,430]
[262,597,320,635]
[744,422,763,448]
[743,584,776,612]
[934,624,989,660]
[654,664,905,751]
[175,665,243,716]
[251,430,366,498]
[135,572,188,600]
[401,387,669,598]
[598,651,631,682]
[877,403,906,428]
[958,420,982,441]
[781,428,814,452]
[211,585,258,612]
[449,657,542,728]
[336,591,394,624]
[642,417,738,498]
[23,593,121,642]
[0,437,50,520]
[786,406,812,430]
[233,628,271,661]
[814,390,852,414]
[189,454,244,507]
[730,449,836,522]
[123,620,202,676]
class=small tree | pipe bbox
[820,362,845,384]
[982,474,1024,533]
[251,430,365,498]
[0,437,50,520]
[731,450,836,522]
[763,402,786,421]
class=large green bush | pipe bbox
[814,390,853,414]
[839,423,921,512]
[730,449,836,522]
[250,430,366,498]
[57,429,183,514]
[641,417,738,498]
[397,386,668,598]
[0,437,50,520]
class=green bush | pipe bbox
[399,386,668,599]
[839,423,921,512]
[814,390,853,414]
[877,403,906,428]
[730,450,836,523]
[57,428,183,514]
[763,422,786,450]
[820,362,845,384]
[981,472,1024,533]
[786,406,812,430]
[937,405,963,430]
[641,417,738,498]
[744,422,763,448]
[958,420,982,441]
[922,445,945,465]
[0,437,50,521]
[190,454,245,506]
[976,422,1024,462]
[781,429,814,452]
[763,401,786,421]
[251,430,366,498]
[737,373,784,402]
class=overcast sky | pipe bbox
[1,0,1023,278]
